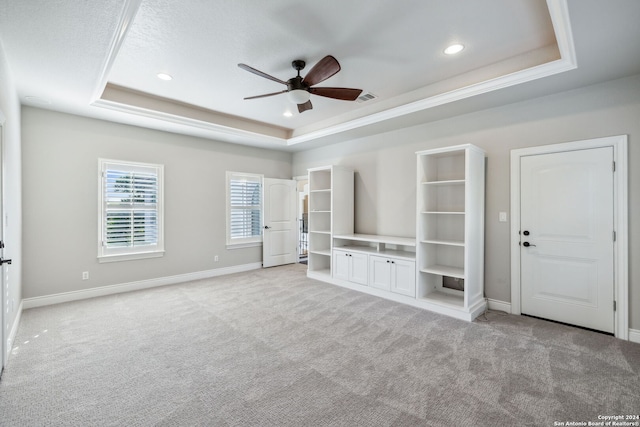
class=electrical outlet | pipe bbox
[499,212,508,222]
[214,255,219,262]
[82,271,89,280]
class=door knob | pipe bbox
[523,230,530,236]
[523,242,536,247]
[0,258,12,265]
[264,225,271,229]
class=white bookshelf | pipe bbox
[307,165,354,280]
[416,144,486,320]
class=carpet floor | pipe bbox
[1,264,638,426]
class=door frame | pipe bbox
[510,135,628,339]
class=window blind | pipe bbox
[227,173,262,244]
[99,159,164,261]
[104,169,159,247]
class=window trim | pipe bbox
[226,171,263,248]
[98,159,165,263]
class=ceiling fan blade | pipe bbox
[309,87,362,101]
[298,100,313,113]
[244,90,287,100]
[238,63,287,85]
[302,55,341,87]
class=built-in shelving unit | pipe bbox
[416,144,486,319]
[307,166,354,280]
[307,152,484,322]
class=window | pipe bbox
[226,172,263,247]
[98,159,164,262]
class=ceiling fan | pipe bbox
[238,55,363,113]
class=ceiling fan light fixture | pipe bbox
[444,44,465,55]
[283,111,293,117]
[287,89,310,104]
[156,72,173,81]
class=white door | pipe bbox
[263,178,297,268]
[0,124,5,376]
[520,147,614,333]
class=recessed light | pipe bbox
[283,111,293,118]
[444,44,465,55]
[156,73,173,81]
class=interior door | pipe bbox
[520,147,614,333]
[0,124,5,376]
[263,178,297,268]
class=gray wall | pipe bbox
[21,107,292,299]
[292,74,640,329]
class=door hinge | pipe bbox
[613,231,616,242]
[612,161,616,172]
[613,300,617,311]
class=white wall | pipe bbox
[21,107,292,299]
[0,39,22,360]
[292,73,640,329]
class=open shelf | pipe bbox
[419,290,464,307]
[420,239,464,247]
[421,265,465,278]
[309,249,331,257]
[307,165,354,277]
[421,179,465,186]
[333,233,416,261]
[416,144,485,319]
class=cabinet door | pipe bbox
[391,259,416,297]
[349,252,369,285]
[333,250,350,281]
[369,255,392,291]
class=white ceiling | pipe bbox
[0,0,639,151]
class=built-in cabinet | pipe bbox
[333,249,368,285]
[307,145,485,322]
[370,255,416,296]
[332,234,416,297]
[416,144,486,319]
[307,165,354,281]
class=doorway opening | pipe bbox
[296,177,309,264]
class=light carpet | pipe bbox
[1,264,638,426]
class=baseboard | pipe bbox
[5,300,23,365]
[22,263,262,309]
[629,329,640,344]
[487,298,511,314]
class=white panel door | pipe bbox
[520,147,614,333]
[0,124,4,376]
[333,250,350,281]
[263,178,297,268]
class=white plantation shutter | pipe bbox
[227,172,263,245]
[99,160,164,261]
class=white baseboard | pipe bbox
[487,298,511,314]
[22,263,262,309]
[629,329,640,344]
[5,300,23,365]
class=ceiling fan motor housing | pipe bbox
[287,76,308,92]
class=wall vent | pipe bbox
[356,92,378,103]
